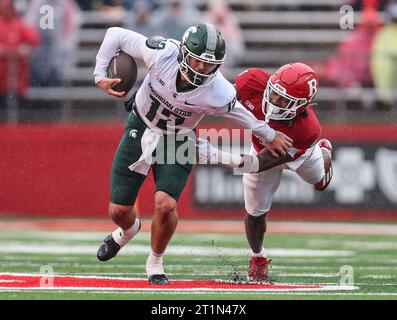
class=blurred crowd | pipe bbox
[0,0,82,121]
[0,0,245,121]
[0,0,397,122]
[313,0,397,109]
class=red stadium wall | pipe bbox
[0,124,124,218]
[0,123,397,220]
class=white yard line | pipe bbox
[309,239,397,250]
[0,244,354,257]
[360,275,396,279]
[268,221,397,235]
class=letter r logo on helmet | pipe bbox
[307,78,318,99]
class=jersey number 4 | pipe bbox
[145,95,185,131]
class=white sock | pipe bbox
[146,251,165,276]
[112,218,141,247]
[252,247,267,258]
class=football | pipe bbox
[106,51,138,93]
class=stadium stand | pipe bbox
[25,0,394,122]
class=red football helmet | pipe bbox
[262,62,319,121]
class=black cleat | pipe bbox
[97,234,121,261]
[148,274,169,285]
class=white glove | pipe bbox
[195,138,246,168]
[196,138,220,164]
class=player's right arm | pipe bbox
[93,27,157,97]
[265,131,294,158]
[196,138,292,173]
[211,94,292,157]
[96,78,126,98]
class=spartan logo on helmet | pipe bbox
[178,23,226,87]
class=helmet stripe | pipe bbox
[204,23,217,55]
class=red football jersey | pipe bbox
[235,68,321,160]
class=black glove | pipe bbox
[124,91,137,112]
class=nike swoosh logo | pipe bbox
[184,101,196,106]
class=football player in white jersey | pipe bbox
[93,23,293,284]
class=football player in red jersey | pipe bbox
[197,62,333,283]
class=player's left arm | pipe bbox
[196,138,293,173]
[314,147,333,191]
[299,119,333,191]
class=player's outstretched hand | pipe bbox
[96,78,126,98]
[265,131,293,157]
[196,138,219,164]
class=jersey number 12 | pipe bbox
[145,95,185,131]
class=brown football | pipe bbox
[106,51,138,93]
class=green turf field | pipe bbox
[0,230,396,300]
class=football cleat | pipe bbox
[247,256,272,283]
[148,274,169,285]
[97,234,121,261]
[97,220,141,261]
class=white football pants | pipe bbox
[243,143,325,217]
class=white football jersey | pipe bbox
[94,27,276,141]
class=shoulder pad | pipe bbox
[235,68,268,97]
[146,36,167,49]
